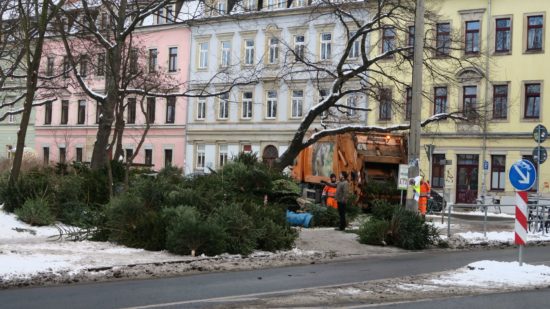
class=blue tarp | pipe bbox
[286,210,313,228]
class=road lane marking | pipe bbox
[118,280,373,309]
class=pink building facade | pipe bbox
[34,24,191,170]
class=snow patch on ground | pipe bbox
[457,231,550,244]
[431,260,550,287]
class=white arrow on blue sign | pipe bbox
[509,159,537,191]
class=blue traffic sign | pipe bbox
[509,160,537,191]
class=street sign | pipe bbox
[483,160,489,170]
[509,159,537,191]
[533,124,548,143]
[397,164,409,190]
[533,146,548,164]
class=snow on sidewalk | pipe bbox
[431,260,550,287]
[457,231,550,244]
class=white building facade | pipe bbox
[185,2,371,174]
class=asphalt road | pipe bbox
[2,246,550,309]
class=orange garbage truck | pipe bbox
[291,132,407,208]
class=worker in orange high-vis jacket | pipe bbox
[321,173,338,209]
[418,178,431,216]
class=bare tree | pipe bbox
[271,0,484,170]
[0,0,65,184]
[50,0,258,171]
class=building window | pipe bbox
[405,87,412,120]
[434,87,447,114]
[431,154,445,188]
[495,18,511,53]
[525,83,541,119]
[59,147,66,163]
[218,93,229,119]
[79,56,88,77]
[219,144,228,168]
[293,0,305,7]
[127,98,136,124]
[145,149,153,165]
[196,144,205,169]
[436,23,451,56]
[63,56,70,79]
[44,102,52,125]
[77,100,86,124]
[199,42,208,69]
[165,5,175,23]
[527,15,543,51]
[166,96,175,123]
[493,85,508,119]
[61,100,69,125]
[465,20,480,54]
[168,47,177,72]
[320,33,332,60]
[348,31,360,59]
[125,149,134,163]
[46,57,54,77]
[8,107,15,123]
[155,8,164,24]
[96,101,102,124]
[221,41,231,67]
[268,37,279,64]
[148,49,157,73]
[346,95,357,116]
[382,27,395,55]
[164,149,172,167]
[97,53,105,76]
[242,91,253,119]
[244,0,256,11]
[379,88,391,120]
[216,0,226,13]
[463,86,477,118]
[76,147,83,162]
[146,97,156,123]
[490,155,505,191]
[291,90,303,118]
[197,99,206,120]
[407,26,414,57]
[243,144,252,154]
[266,90,277,119]
[244,39,254,65]
[294,35,305,60]
[43,147,49,165]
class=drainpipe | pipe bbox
[480,0,491,203]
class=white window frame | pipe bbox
[196,144,205,170]
[268,37,279,64]
[294,35,305,60]
[197,99,206,120]
[266,90,277,119]
[349,32,360,59]
[221,41,231,67]
[346,95,357,116]
[244,39,255,65]
[242,91,253,119]
[217,0,226,14]
[219,144,228,168]
[199,42,209,69]
[218,93,229,119]
[291,90,303,118]
[320,32,332,60]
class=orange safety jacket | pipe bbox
[322,185,338,209]
[418,182,431,214]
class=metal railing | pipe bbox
[434,201,550,238]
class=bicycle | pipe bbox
[528,205,550,233]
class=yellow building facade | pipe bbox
[368,0,549,205]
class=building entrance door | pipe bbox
[456,154,479,204]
